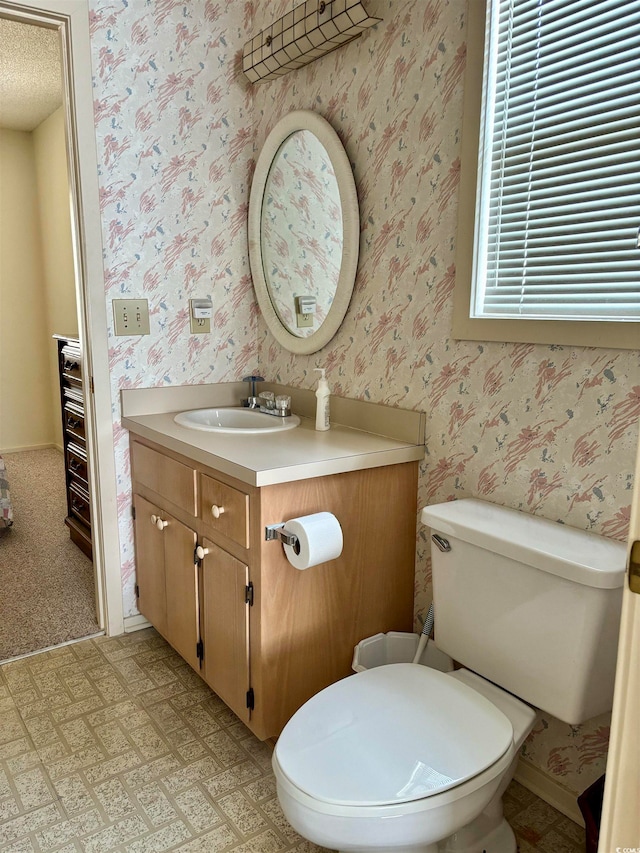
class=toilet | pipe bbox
[272,498,626,853]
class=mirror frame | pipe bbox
[248,110,359,354]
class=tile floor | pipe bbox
[0,629,586,853]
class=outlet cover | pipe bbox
[295,294,314,328]
[189,300,211,334]
[296,311,314,328]
[113,299,150,335]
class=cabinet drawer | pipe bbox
[61,344,82,380]
[200,475,249,548]
[64,403,85,443]
[131,441,197,516]
[67,443,89,487]
[61,345,83,392]
[69,482,91,528]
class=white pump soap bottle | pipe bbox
[314,368,330,431]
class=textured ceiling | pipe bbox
[0,18,63,132]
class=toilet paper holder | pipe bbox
[265,523,298,547]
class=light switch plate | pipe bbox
[113,299,150,335]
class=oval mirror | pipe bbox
[248,110,359,354]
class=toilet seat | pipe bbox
[274,663,514,810]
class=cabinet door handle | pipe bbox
[211,504,225,519]
[196,545,209,560]
[150,514,168,530]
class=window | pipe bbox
[453,0,640,349]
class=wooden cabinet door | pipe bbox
[164,515,198,671]
[201,539,250,722]
[134,494,198,669]
[134,494,168,637]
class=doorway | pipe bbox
[0,14,100,658]
[0,0,124,650]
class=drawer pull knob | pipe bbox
[70,460,81,472]
[211,504,225,519]
[68,418,81,429]
[196,545,209,560]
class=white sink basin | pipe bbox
[174,407,300,434]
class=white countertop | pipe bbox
[122,411,424,487]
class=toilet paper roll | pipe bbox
[282,512,343,570]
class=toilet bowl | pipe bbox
[273,663,536,853]
[272,498,626,853]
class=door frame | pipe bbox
[1,0,123,636]
[598,422,640,850]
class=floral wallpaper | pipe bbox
[88,0,257,616]
[87,0,640,799]
[251,0,640,796]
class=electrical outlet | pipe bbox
[113,299,150,335]
[189,300,211,334]
[295,295,315,329]
[296,311,314,329]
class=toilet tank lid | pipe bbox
[422,499,626,590]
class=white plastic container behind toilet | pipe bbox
[352,631,453,673]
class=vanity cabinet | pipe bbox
[130,435,417,740]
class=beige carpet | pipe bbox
[0,448,100,660]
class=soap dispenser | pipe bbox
[314,368,330,431]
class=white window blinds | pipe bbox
[472,0,640,322]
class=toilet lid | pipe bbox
[275,663,513,807]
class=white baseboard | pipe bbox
[0,442,58,454]
[515,758,584,827]
[123,614,152,633]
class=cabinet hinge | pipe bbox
[246,687,254,711]
[196,640,204,667]
[90,375,95,394]
[132,505,136,520]
[135,584,140,599]
[245,582,254,606]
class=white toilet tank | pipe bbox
[421,499,626,725]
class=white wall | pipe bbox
[33,105,78,450]
[0,128,54,451]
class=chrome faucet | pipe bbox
[259,391,292,418]
[242,375,291,417]
[242,374,264,408]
